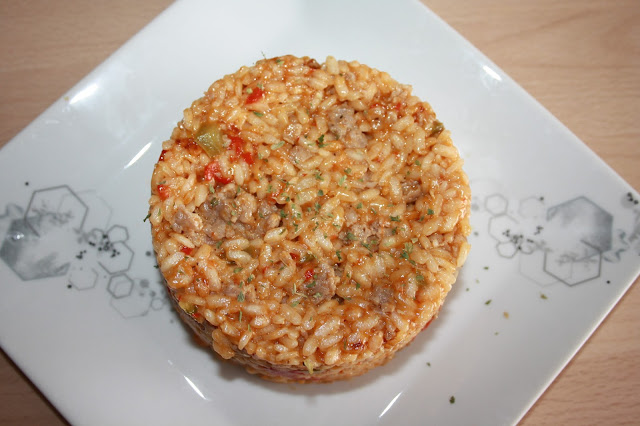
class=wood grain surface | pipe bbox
[0,1,638,424]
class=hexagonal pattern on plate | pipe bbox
[25,186,87,237]
[518,249,557,286]
[488,214,518,243]
[110,286,152,318]
[68,266,99,290]
[485,193,508,216]
[106,225,128,243]
[543,247,602,286]
[98,241,134,274]
[107,274,134,299]
[545,196,613,261]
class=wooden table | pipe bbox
[0,1,638,424]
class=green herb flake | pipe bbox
[239,311,243,322]
[267,184,273,193]
[143,213,151,222]
[237,293,245,302]
[314,202,321,212]
[314,171,324,181]
[344,168,352,174]
[293,223,299,232]
[233,267,243,274]
[245,87,253,94]
[271,140,285,150]
[247,275,254,283]
[485,299,492,305]
[275,58,283,64]
[355,282,361,290]
[427,208,435,215]
[356,202,363,209]
[540,293,548,300]
[338,175,346,187]
[253,111,264,117]
[256,82,263,89]
[346,232,357,241]
[208,184,216,193]
[416,274,425,282]
[449,396,455,404]
[336,250,342,261]
[427,362,431,367]
[279,209,288,218]
[390,215,401,222]
[318,189,324,196]
[290,300,300,307]
[415,159,422,166]
[317,134,326,148]
[483,266,489,270]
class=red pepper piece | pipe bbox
[204,160,233,184]
[180,246,193,256]
[157,184,171,200]
[304,268,315,282]
[245,87,265,104]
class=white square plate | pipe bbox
[1,0,638,424]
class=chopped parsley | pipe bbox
[279,209,288,218]
[540,293,548,300]
[346,232,357,241]
[485,299,492,305]
[338,175,347,187]
[143,213,151,222]
[401,243,416,265]
[317,134,326,148]
[271,140,285,150]
[361,241,375,252]
[275,58,283,64]
[253,111,264,117]
[415,159,421,166]
[416,274,425,282]
[314,202,321,212]
[390,215,401,222]
[427,208,435,215]
[355,282,361,290]
[233,267,243,274]
[318,189,324,196]
[314,171,324,181]
[208,184,215,193]
[336,250,342,261]
[356,202,363,209]
[239,311,243,322]
[344,168,352,174]
[237,293,245,302]
[449,396,455,404]
[256,82,263,89]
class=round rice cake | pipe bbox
[148,55,471,383]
